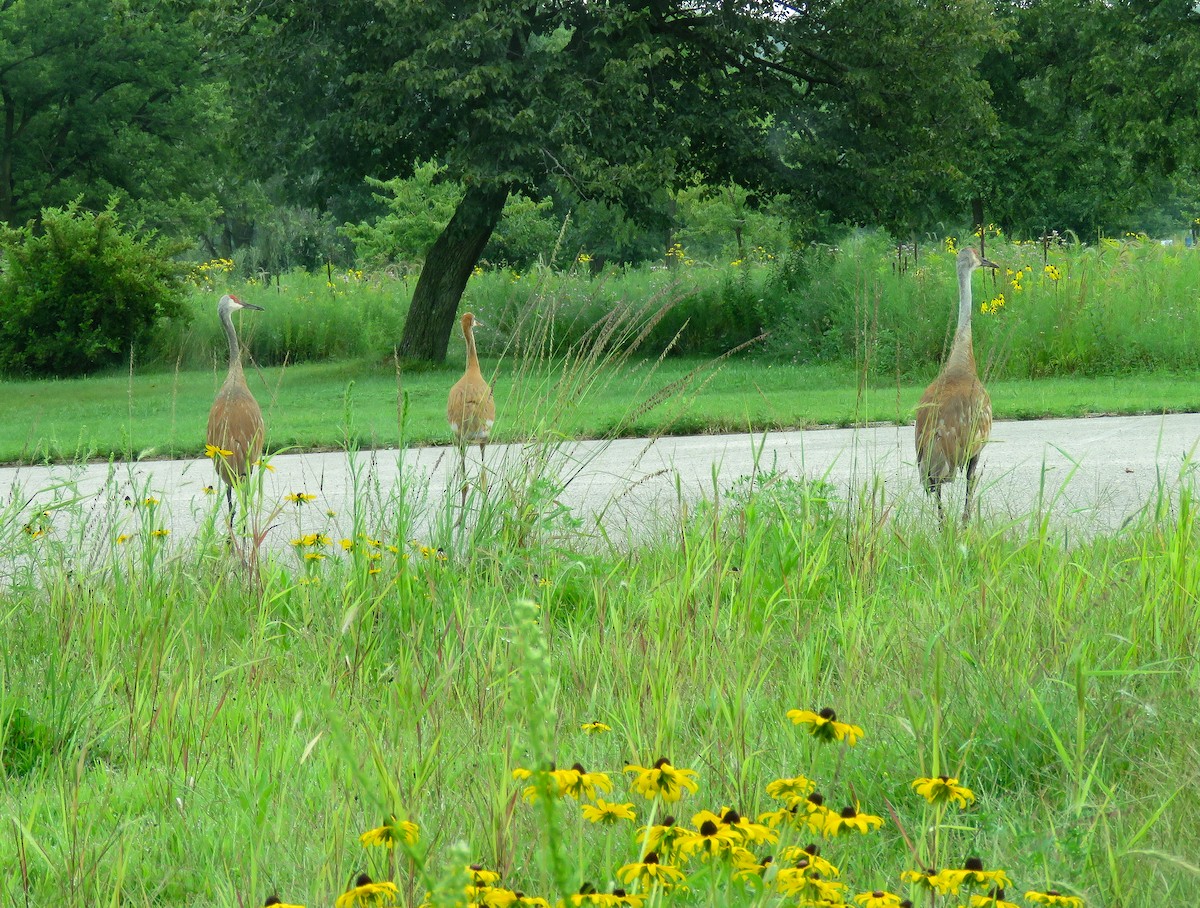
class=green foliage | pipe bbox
[0,202,188,377]
[0,0,228,233]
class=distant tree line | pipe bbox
[1,0,1197,362]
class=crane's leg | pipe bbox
[934,484,945,523]
[225,485,236,534]
[478,440,488,496]
[457,439,469,515]
[963,454,982,526]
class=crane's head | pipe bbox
[461,311,484,333]
[957,246,998,273]
[218,293,264,316]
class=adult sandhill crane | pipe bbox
[447,312,494,506]
[206,293,264,525]
[915,246,997,524]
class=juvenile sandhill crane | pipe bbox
[207,293,264,526]
[915,246,998,524]
[447,312,494,507]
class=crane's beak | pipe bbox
[241,302,265,311]
[980,257,999,270]
[472,318,485,328]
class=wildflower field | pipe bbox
[3,230,1200,907]
[2,433,1199,908]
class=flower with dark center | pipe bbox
[939,858,1012,892]
[581,799,636,825]
[1024,891,1084,907]
[786,707,865,745]
[616,853,687,889]
[853,891,903,908]
[821,805,884,837]
[766,775,815,801]
[624,758,700,802]
[335,873,399,908]
[912,775,976,808]
[359,816,419,848]
[778,845,839,877]
[968,888,1019,908]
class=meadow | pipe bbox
[2,232,1199,908]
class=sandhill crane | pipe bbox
[915,246,997,524]
[206,293,264,526]
[447,312,494,507]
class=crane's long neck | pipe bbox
[221,308,243,377]
[464,326,482,376]
[947,265,977,372]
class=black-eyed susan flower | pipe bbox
[1044,264,1062,281]
[821,805,884,837]
[786,707,864,745]
[475,888,517,908]
[253,458,275,472]
[581,799,635,825]
[541,763,611,800]
[608,889,645,907]
[205,444,233,458]
[581,722,612,734]
[911,775,976,808]
[359,817,419,848]
[340,538,355,551]
[116,534,131,544]
[635,816,690,857]
[624,757,700,802]
[304,552,325,562]
[512,895,551,908]
[855,891,903,907]
[202,484,216,495]
[263,896,305,908]
[1025,891,1084,907]
[774,867,847,903]
[732,850,773,880]
[969,889,1018,908]
[285,492,317,504]
[766,775,815,800]
[716,808,778,845]
[335,874,398,908]
[616,853,687,889]
[143,497,160,507]
[465,865,502,887]
[778,844,839,877]
[150,528,170,538]
[940,858,1011,892]
[677,817,741,859]
[900,868,956,895]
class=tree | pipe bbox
[228,1,1002,362]
[0,0,226,233]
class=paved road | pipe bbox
[4,413,1198,549]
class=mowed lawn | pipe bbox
[3,355,1200,464]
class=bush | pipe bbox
[0,202,189,376]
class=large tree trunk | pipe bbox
[398,182,509,363]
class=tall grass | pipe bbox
[2,436,1198,907]
[148,232,1200,383]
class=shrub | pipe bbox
[0,202,189,376]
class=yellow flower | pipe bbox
[774,868,846,902]
[821,805,884,837]
[263,896,305,908]
[940,858,1012,892]
[465,865,502,887]
[970,890,1019,908]
[116,534,131,544]
[150,529,170,538]
[285,492,317,504]
[766,776,815,800]
[945,237,958,254]
[205,444,234,458]
[304,552,326,562]
[676,816,741,859]
[901,868,957,895]
[341,538,356,551]
[912,775,975,808]
[777,844,839,877]
[254,459,276,472]
[1025,891,1084,907]
[143,497,160,507]
[359,817,419,848]
[855,891,903,908]
[1044,264,1062,281]
[635,817,691,857]
[581,722,612,734]
[581,799,636,824]
[616,853,687,889]
[335,874,398,908]
[624,758,700,802]
[712,807,777,845]
[202,484,216,495]
[786,708,864,745]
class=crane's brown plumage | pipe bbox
[207,293,264,522]
[915,246,996,523]
[447,312,494,507]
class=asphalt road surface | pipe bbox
[4,413,1198,550]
